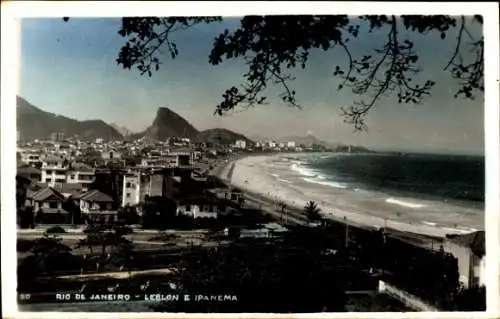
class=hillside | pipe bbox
[109,123,133,136]
[16,96,123,142]
[194,128,254,146]
[136,107,199,140]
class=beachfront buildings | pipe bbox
[234,140,247,149]
[176,195,220,219]
[444,231,486,289]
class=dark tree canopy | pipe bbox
[65,15,484,130]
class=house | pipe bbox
[41,156,70,186]
[444,231,486,289]
[101,149,122,161]
[176,194,221,219]
[52,182,88,199]
[79,189,117,224]
[67,163,95,185]
[169,149,195,168]
[18,151,43,166]
[27,187,70,224]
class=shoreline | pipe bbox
[220,152,483,238]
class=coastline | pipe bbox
[221,152,483,238]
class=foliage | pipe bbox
[77,226,130,256]
[62,198,83,224]
[118,205,140,225]
[90,169,124,203]
[65,15,485,130]
[454,286,486,311]
[17,207,35,229]
[18,234,77,278]
[17,238,36,253]
[76,148,104,167]
[304,200,322,222]
[153,238,348,312]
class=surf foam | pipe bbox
[386,198,425,209]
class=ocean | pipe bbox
[288,152,484,209]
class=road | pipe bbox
[56,267,174,280]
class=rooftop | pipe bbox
[446,230,485,257]
[30,187,65,202]
[80,189,114,203]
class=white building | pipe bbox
[95,138,103,144]
[18,151,43,166]
[41,158,94,186]
[234,140,247,149]
[67,163,95,185]
[122,174,141,207]
[267,141,276,148]
[41,157,69,186]
[101,149,122,161]
[444,231,485,289]
[176,196,219,219]
[287,141,296,149]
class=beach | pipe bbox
[228,153,484,238]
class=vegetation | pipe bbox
[63,15,484,130]
[17,207,35,229]
[304,200,323,222]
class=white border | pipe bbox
[1,2,499,319]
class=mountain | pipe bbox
[110,123,133,136]
[136,107,199,140]
[194,128,254,145]
[16,96,123,142]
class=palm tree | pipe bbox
[277,200,287,223]
[304,201,322,223]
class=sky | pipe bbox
[20,16,484,155]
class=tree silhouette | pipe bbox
[304,200,322,222]
[29,234,72,276]
[276,199,287,223]
[65,15,484,130]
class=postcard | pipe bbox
[1,2,499,319]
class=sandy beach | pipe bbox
[229,154,484,238]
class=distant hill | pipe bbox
[135,107,199,140]
[194,128,254,146]
[110,123,133,136]
[16,96,123,142]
